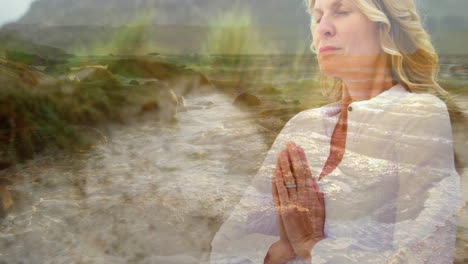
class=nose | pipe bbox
[315,15,336,39]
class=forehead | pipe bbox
[311,0,348,11]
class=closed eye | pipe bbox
[315,11,350,24]
[336,10,350,16]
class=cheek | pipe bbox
[311,27,319,50]
[362,26,381,53]
[343,19,381,55]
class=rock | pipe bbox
[44,64,71,75]
[280,98,301,105]
[178,96,186,106]
[139,88,179,123]
[129,79,139,86]
[0,114,15,148]
[177,96,188,112]
[210,79,238,90]
[0,57,42,87]
[0,185,13,217]
[292,99,301,105]
[66,74,80,82]
[140,101,159,112]
[143,80,170,92]
[167,89,179,105]
[144,80,160,86]
[0,57,58,88]
[166,72,214,96]
[258,117,286,134]
[258,84,281,95]
[155,88,179,123]
[107,58,182,79]
[0,161,14,170]
[233,93,262,107]
[107,58,214,96]
[66,66,115,83]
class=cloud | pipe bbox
[0,0,37,26]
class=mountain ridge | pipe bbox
[1,0,467,55]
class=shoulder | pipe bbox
[278,107,324,134]
[394,92,453,146]
[286,107,322,123]
[397,92,449,116]
[391,92,451,134]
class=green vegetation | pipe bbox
[72,11,157,56]
[198,4,314,86]
[439,79,468,96]
[200,3,279,81]
[1,49,466,168]
[202,5,277,56]
[0,77,131,162]
[0,33,74,66]
[0,54,216,166]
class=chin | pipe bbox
[318,55,350,78]
[318,62,342,77]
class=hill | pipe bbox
[0,0,466,55]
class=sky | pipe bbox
[0,0,37,26]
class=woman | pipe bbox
[210,0,462,263]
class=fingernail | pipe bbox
[288,143,296,150]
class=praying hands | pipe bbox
[265,141,326,264]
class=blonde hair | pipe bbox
[305,0,466,171]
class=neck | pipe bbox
[340,53,395,107]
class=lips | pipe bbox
[319,46,340,55]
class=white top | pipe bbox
[210,83,462,264]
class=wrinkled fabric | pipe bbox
[210,83,461,264]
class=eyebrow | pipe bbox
[312,0,344,14]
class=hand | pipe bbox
[265,174,297,264]
[274,141,325,261]
[264,240,296,264]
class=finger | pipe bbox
[272,169,281,209]
[312,178,325,206]
[278,150,298,202]
[290,144,309,208]
[304,178,326,234]
[305,177,316,201]
[274,164,290,207]
[279,149,295,186]
[316,180,325,207]
[286,142,305,188]
[308,177,322,207]
[297,146,313,179]
[297,182,307,210]
[273,169,290,241]
[304,177,319,213]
